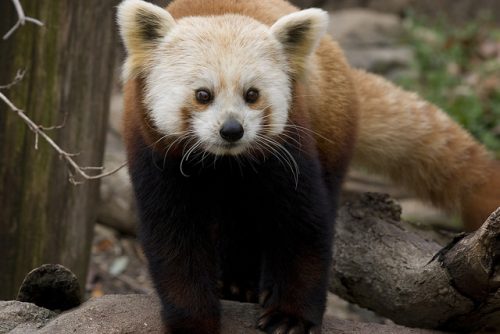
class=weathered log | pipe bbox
[331,193,500,332]
[2,295,443,334]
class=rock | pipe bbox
[17,264,82,312]
[0,301,56,334]
[329,9,414,78]
[4,294,444,334]
[342,47,414,76]
[33,295,162,334]
[330,9,402,47]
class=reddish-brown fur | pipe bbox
[351,69,500,230]
[124,0,359,181]
[123,0,499,236]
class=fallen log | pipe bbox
[331,193,500,332]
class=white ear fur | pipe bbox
[271,8,329,76]
[117,0,176,79]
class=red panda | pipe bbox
[117,0,500,333]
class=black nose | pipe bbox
[220,119,244,142]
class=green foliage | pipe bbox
[399,15,500,157]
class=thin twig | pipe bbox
[38,111,68,130]
[0,69,25,90]
[1,3,123,184]
[0,91,127,184]
[3,0,44,40]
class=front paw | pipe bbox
[257,309,321,334]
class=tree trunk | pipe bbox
[0,1,118,299]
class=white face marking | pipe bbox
[144,15,291,156]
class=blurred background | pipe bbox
[1,0,499,325]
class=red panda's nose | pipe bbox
[220,118,244,142]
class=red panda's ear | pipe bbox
[271,8,329,77]
[117,0,176,79]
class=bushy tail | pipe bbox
[350,69,500,230]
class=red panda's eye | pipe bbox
[245,88,259,104]
[195,89,213,104]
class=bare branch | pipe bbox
[0,69,25,90]
[2,2,124,184]
[3,0,44,40]
[0,90,127,184]
[38,111,68,131]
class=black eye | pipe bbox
[245,88,259,104]
[195,89,213,104]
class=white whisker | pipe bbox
[255,134,300,188]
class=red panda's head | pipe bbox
[117,0,328,156]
